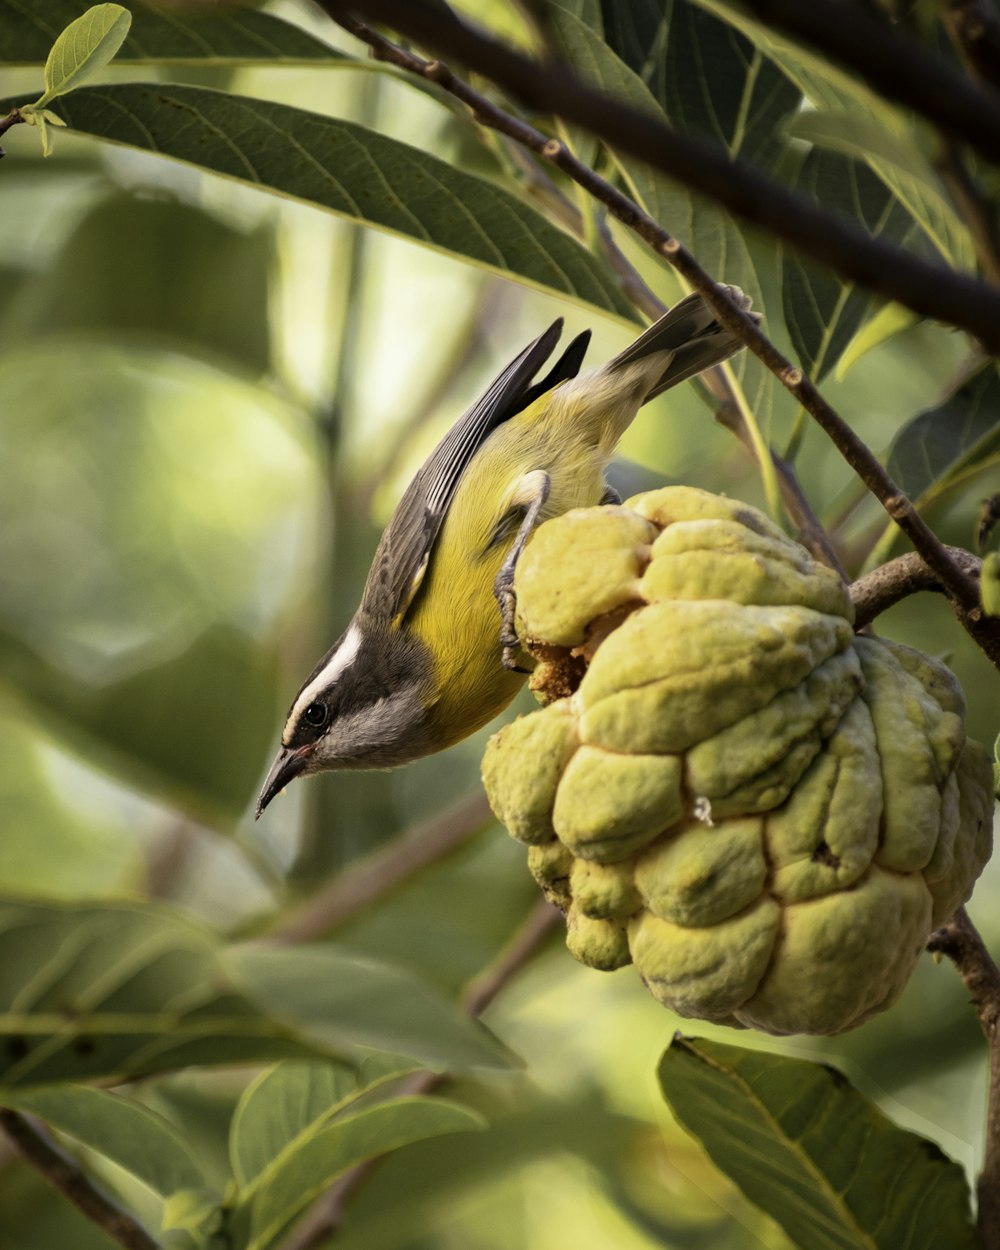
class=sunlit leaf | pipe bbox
[6,1085,219,1233]
[234,1096,485,1250]
[0,898,327,1090]
[782,149,912,380]
[658,1036,978,1250]
[37,4,131,105]
[0,83,636,324]
[226,945,512,1074]
[887,362,1000,500]
[0,0,342,66]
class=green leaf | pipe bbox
[597,0,801,168]
[235,1096,485,1250]
[37,4,131,106]
[787,109,970,272]
[886,362,1000,500]
[226,945,512,1074]
[0,83,636,324]
[5,1085,218,1232]
[0,0,342,66]
[229,1060,359,1189]
[0,898,331,1090]
[782,149,912,380]
[692,0,974,271]
[658,1036,978,1250]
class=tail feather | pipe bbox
[609,285,759,402]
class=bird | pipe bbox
[256,286,755,817]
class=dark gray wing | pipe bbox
[360,320,591,623]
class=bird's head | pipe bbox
[255,619,434,817]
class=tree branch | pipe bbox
[0,1109,160,1250]
[268,790,494,943]
[851,548,984,628]
[0,106,23,157]
[927,907,1000,1249]
[324,0,1000,352]
[326,6,1000,668]
[279,898,561,1250]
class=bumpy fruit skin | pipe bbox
[482,487,994,1035]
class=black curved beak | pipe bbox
[255,744,313,819]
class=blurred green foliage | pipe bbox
[0,1,997,1248]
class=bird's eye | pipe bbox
[303,701,328,728]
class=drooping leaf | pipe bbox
[226,945,512,1074]
[658,1036,978,1250]
[229,1060,359,1189]
[887,362,1000,500]
[0,898,327,1091]
[234,1096,485,1250]
[36,4,131,105]
[6,1085,218,1233]
[782,148,912,380]
[0,0,342,66]
[0,83,636,324]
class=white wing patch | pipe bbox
[286,623,363,737]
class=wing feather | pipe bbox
[360,320,590,623]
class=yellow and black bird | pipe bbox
[256,287,754,816]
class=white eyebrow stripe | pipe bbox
[287,623,363,731]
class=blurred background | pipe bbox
[0,2,998,1246]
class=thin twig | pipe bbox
[279,898,561,1250]
[927,907,1000,1250]
[322,0,1000,352]
[268,790,494,942]
[326,9,1000,666]
[0,1109,160,1250]
[851,548,984,628]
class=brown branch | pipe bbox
[279,898,561,1250]
[325,7,1000,666]
[323,0,1000,352]
[268,790,494,943]
[0,1109,160,1250]
[739,0,1000,167]
[927,907,1000,1249]
[851,548,984,628]
[0,106,23,157]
